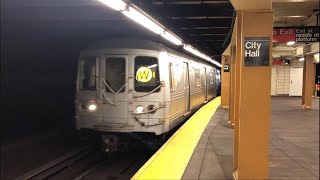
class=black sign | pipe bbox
[296,27,319,43]
[224,64,230,72]
[273,26,319,43]
[244,37,270,66]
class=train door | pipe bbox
[101,55,128,124]
[183,62,190,113]
[203,67,208,101]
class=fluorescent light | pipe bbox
[287,41,295,46]
[299,57,304,61]
[211,59,222,67]
[183,45,221,67]
[97,0,126,11]
[184,45,198,55]
[161,31,183,45]
[122,7,164,34]
[97,1,221,67]
[314,53,319,63]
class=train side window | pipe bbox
[80,58,96,90]
[169,63,175,91]
[134,56,160,92]
[209,71,214,85]
[195,68,201,87]
[105,57,126,93]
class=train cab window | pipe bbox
[195,69,201,87]
[80,58,96,90]
[134,56,160,92]
[105,57,126,93]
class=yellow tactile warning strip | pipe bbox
[131,97,221,180]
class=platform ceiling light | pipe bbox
[210,59,222,67]
[122,7,164,35]
[97,0,222,67]
[286,41,295,46]
[183,45,221,67]
[314,53,319,63]
[97,0,126,11]
[161,31,183,45]
[299,57,305,61]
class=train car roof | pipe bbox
[82,38,214,67]
[84,38,166,52]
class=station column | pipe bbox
[228,45,237,128]
[221,55,230,109]
[302,54,315,110]
[230,0,273,179]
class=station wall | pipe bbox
[271,59,304,96]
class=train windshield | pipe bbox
[134,56,160,92]
[105,57,126,93]
[79,58,96,90]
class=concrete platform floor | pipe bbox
[182,97,319,180]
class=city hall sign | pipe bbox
[244,37,270,66]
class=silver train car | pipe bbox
[76,39,218,139]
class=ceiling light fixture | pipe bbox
[161,31,183,45]
[122,7,164,34]
[183,45,221,67]
[314,53,319,63]
[97,0,222,67]
[299,57,304,61]
[286,41,295,46]
[97,0,126,11]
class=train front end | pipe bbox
[75,50,168,142]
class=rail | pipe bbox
[16,147,89,180]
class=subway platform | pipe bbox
[133,97,319,180]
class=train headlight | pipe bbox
[136,105,144,113]
[88,104,97,112]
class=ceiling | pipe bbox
[2,0,318,62]
[273,0,319,27]
[272,0,319,58]
[2,0,235,63]
[129,0,235,60]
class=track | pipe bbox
[15,116,189,180]
[16,147,92,180]
[16,144,155,180]
[73,151,153,180]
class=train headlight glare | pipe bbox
[136,105,144,113]
[88,104,97,112]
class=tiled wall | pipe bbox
[274,65,290,95]
[271,59,304,95]
[290,59,304,67]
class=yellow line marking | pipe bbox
[131,97,221,180]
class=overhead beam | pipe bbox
[151,5,233,17]
[152,1,230,5]
[272,0,319,2]
[189,36,227,41]
[230,0,272,10]
[167,18,232,27]
[170,16,232,19]
[197,43,224,46]
[175,28,230,34]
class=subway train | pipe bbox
[76,38,220,150]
